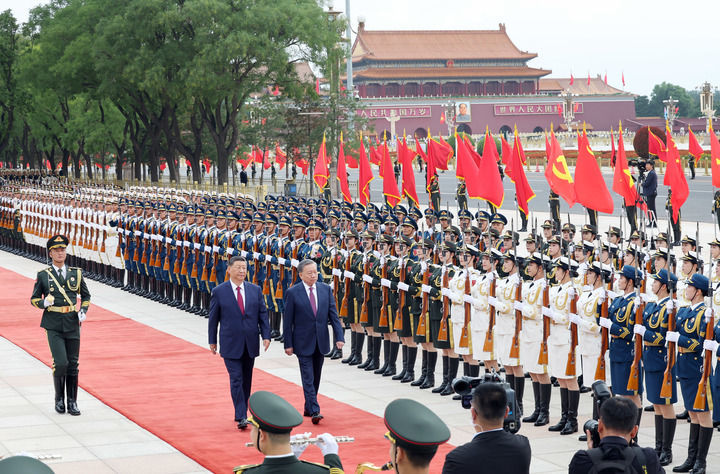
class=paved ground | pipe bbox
[2,210,720,473]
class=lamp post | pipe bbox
[561,89,576,146]
[699,82,717,144]
[445,101,456,137]
[663,96,679,131]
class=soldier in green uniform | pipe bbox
[30,234,91,416]
[428,175,441,212]
[456,181,468,211]
[234,391,344,474]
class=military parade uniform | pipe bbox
[606,266,641,396]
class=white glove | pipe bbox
[599,317,613,329]
[487,296,499,308]
[607,290,619,299]
[134,230,141,236]
[278,258,287,265]
[513,301,524,312]
[397,282,410,292]
[78,310,87,323]
[344,270,355,280]
[420,262,427,272]
[241,251,248,258]
[265,254,272,262]
[567,286,576,298]
[463,294,474,304]
[640,293,651,303]
[316,433,339,456]
[666,299,674,311]
[380,278,391,288]
[569,313,581,325]
[193,242,201,250]
[253,252,261,260]
[441,288,451,297]
[290,432,311,458]
[703,339,720,353]
[665,331,680,343]
[213,245,220,253]
[291,259,299,268]
[633,324,646,337]
[43,295,54,308]
[541,306,553,318]
[290,241,296,249]
[332,268,341,277]
[363,274,373,284]
[421,284,432,294]
[183,241,190,247]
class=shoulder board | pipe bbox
[300,460,332,470]
[233,463,261,473]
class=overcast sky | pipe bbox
[3,0,718,97]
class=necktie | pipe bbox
[309,286,317,316]
[236,286,245,315]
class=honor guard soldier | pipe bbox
[235,391,344,474]
[402,238,432,384]
[549,191,561,230]
[474,248,502,374]
[356,230,379,370]
[30,235,91,416]
[666,190,681,246]
[380,398,450,474]
[456,181,468,211]
[428,175,441,211]
[391,235,418,381]
[422,208,440,243]
[430,242,457,394]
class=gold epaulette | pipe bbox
[233,463,260,473]
[300,460,342,473]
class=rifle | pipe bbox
[116,214,123,259]
[173,227,183,275]
[210,231,220,284]
[595,275,611,381]
[262,236,271,295]
[149,223,158,267]
[275,239,285,298]
[693,262,715,410]
[360,256,370,324]
[458,267,471,348]
[416,263,430,337]
[483,273,496,352]
[251,235,259,285]
[509,274,522,359]
[200,230,210,282]
[538,278,550,365]
[91,212,99,252]
[291,239,299,283]
[163,223,172,272]
[339,250,350,317]
[123,218,130,261]
[395,257,406,331]
[378,258,390,328]
[565,287,578,376]
[627,276,646,392]
[190,229,200,278]
[437,265,450,342]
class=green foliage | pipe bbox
[635,82,702,118]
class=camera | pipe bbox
[452,372,521,434]
[582,380,613,448]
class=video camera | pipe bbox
[451,372,521,434]
[582,380,613,447]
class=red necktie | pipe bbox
[309,286,317,317]
[236,286,245,315]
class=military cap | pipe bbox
[278,216,292,227]
[341,201,353,212]
[541,219,555,229]
[157,202,166,211]
[554,256,579,272]
[382,203,394,215]
[350,201,363,212]
[329,209,342,220]
[579,241,595,254]
[292,217,308,228]
[625,243,643,255]
[216,210,226,219]
[367,203,380,213]
[0,455,54,474]
[409,207,423,221]
[680,235,697,246]
[680,251,699,265]
[581,224,597,235]
[307,198,318,207]
[630,230,644,241]
[360,230,376,240]
[299,209,312,220]
[47,234,69,251]
[265,195,276,203]
[485,228,500,239]
[458,209,473,220]
[394,204,408,217]
[312,209,325,220]
[267,204,278,214]
[384,215,399,226]
[345,229,360,239]
[401,217,418,230]
[247,391,302,434]
[546,235,561,245]
[396,235,413,247]
[606,226,622,237]
[167,203,177,212]
[245,202,257,212]
[503,249,518,262]
[458,244,479,257]
[287,196,298,205]
[653,248,669,260]
[476,210,491,222]
[602,241,619,253]
[341,211,353,221]
[685,273,709,294]
[241,212,252,221]
[319,198,329,207]
[561,222,576,233]
[709,238,720,248]
[353,211,368,224]
[501,230,519,242]
[423,208,437,218]
[588,261,613,277]
[491,213,507,225]
[328,228,341,238]
[384,399,450,454]
[655,232,669,242]
[620,265,643,282]
[177,206,187,215]
[527,252,550,266]
[227,211,240,221]
[378,234,394,245]
[438,209,453,220]
[471,226,483,237]
[448,226,461,238]
[368,212,382,223]
[421,238,435,249]
[438,241,456,253]
[651,268,678,287]
[264,214,278,225]
[227,198,236,207]
[524,233,540,243]
[251,212,265,222]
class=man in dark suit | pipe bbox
[283,259,344,424]
[209,256,270,430]
[642,160,658,227]
[442,383,531,474]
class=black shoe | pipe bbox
[560,417,578,435]
[382,365,396,377]
[523,408,540,424]
[341,351,355,364]
[673,423,699,472]
[392,368,407,381]
[348,354,362,366]
[401,371,415,383]
[311,413,323,425]
[452,394,462,400]
[411,373,426,387]
[644,405,655,412]
[358,357,371,369]
[270,329,280,339]
[325,348,336,358]
[579,385,591,394]
[237,419,248,430]
[432,380,448,394]
[54,375,66,414]
[66,375,81,416]
[420,374,435,390]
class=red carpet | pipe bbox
[0,265,453,473]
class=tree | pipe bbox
[0,10,19,161]
[648,82,700,118]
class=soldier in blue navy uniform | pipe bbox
[666,273,714,474]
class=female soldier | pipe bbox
[447,244,482,379]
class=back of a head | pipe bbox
[599,397,637,435]
[472,382,507,422]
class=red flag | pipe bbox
[427,136,452,171]
[399,137,420,206]
[544,131,552,161]
[570,73,574,86]
[545,131,576,206]
[336,133,352,203]
[315,78,320,94]
[415,139,427,162]
[253,146,264,164]
[369,141,382,166]
[296,157,309,176]
[46,160,52,170]
[664,126,689,222]
[622,72,625,87]
[688,127,704,165]
[647,128,667,162]
[710,125,720,188]
[160,163,167,171]
[612,124,644,209]
[587,73,591,86]
[467,129,504,208]
[507,129,535,216]
[203,159,211,173]
[358,139,374,205]
[380,141,401,206]
[263,149,272,170]
[574,128,613,213]
[500,135,512,167]
[275,145,287,170]
[604,73,607,85]
[313,134,329,191]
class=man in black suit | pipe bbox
[208,256,270,430]
[442,383,531,474]
[642,160,658,227]
[283,259,344,424]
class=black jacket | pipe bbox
[642,169,657,197]
[442,429,531,474]
[569,436,664,474]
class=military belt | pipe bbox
[47,305,76,313]
[678,347,698,354]
[643,341,664,347]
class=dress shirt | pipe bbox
[303,282,318,308]
[53,265,67,280]
[230,280,245,303]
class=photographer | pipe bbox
[642,161,657,228]
[569,396,663,474]
[442,382,531,474]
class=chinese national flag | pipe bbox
[399,136,420,206]
[203,159,211,173]
[570,74,574,86]
[647,128,667,162]
[574,128,613,213]
[336,133,352,203]
[664,126,689,222]
[688,127,704,165]
[612,124,645,210]
[507,130,535,216]
[274,145,286,170]
[710,126,720,188]
[380,141,401,206]
[587,73,591,86]
[415,139,427,163]
[313,134,329,191]
[545,131,576,206]
[358,139,374,205]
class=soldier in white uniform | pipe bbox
[471,248,502,372]
[576,262,612,391]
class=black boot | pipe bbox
[660,418,677,466]
[66,375,81,416]
[365,337,381,371]
[342,332,356,364]
[535,383,552,426]
[401,347,418,383]
[469,364,480,377]
[53,375,66,414]
[689,426,713,474]
[549,388,568,431]
[523,381,541,423]
[440,357,459,395]
[654,414,664,457]
[412,350,428,387]
[515,376,525,418]
[505,374,516,399]
[392,345,408,380]
[350,333,364,365]
[673,423,699,472]
[383,342,399,376]
[359,336,374,369]
[561,390,579,435]
[420,351,437,389]
[432,356,449,393]
[374,340,391,374]
[330,337,343,359]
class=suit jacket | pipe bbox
[283,282,344,356]
[442,430,531,474]
[31,266,91,334]
[208,281,270,359]
[234,453,342,473]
